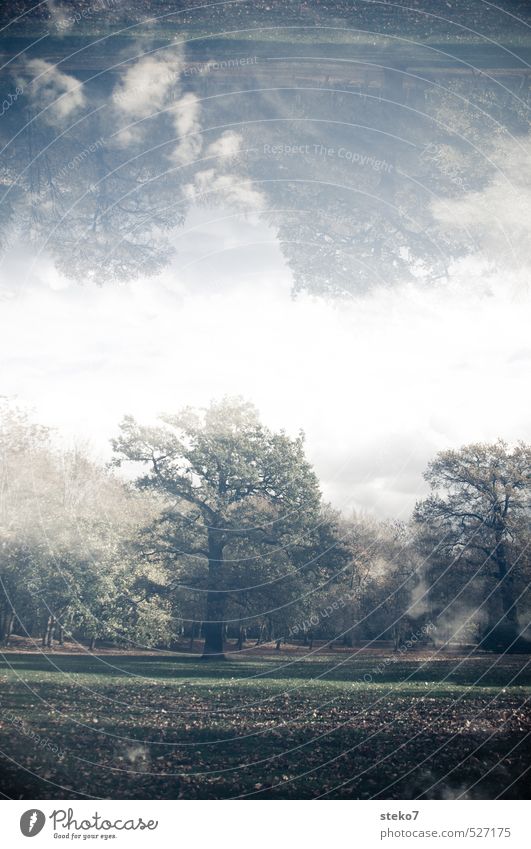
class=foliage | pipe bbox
[414,441,531,651]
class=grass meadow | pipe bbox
[1,647,529,800]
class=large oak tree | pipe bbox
[112,398,322,658]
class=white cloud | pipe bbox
[171,93,202,163]
[206,131,242,160]
[185,169,265,211]
[22,59,85,121]
[112,51,183,119]
[173,92,200,137]
[169,101,261,208]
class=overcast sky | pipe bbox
[1,204,529,519]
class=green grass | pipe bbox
[0,650,530,799]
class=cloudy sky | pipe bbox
[2,39,530,519]
[1,204,529,519]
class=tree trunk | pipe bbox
[46,616,55,648]
[189,621,196,651]
[2,610,14,646]
[89,636,96,651]
[42,615,53,648]
[482,529,521,651]
[236,625,246,651]
[202,532,225,660]
[255,622,265,646]
[393,624,400,652]
[27,614,36,638]
[496,538,518,629]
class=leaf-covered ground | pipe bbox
[0,649,529,799]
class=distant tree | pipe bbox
[0,400,158,649]
[112,398,322,659]
[414,441,531,651]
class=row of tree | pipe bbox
[1,398,529,657]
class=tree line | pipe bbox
[1,398,529,658]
